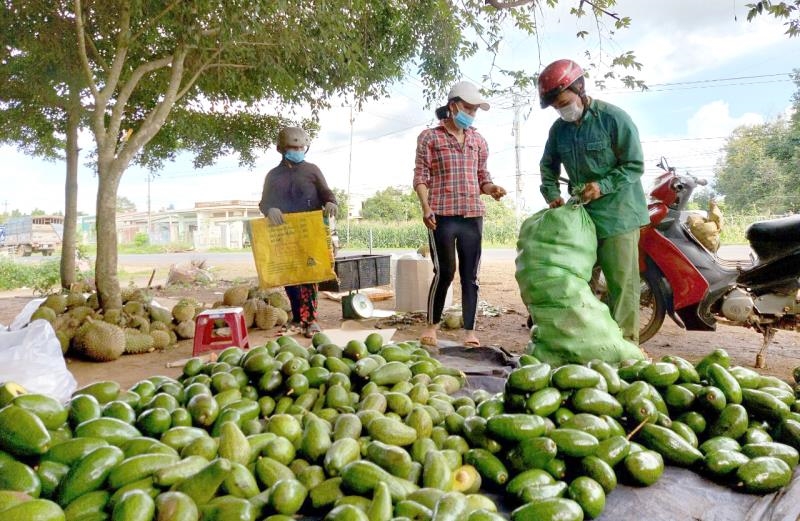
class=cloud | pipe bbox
[687,100,764,137]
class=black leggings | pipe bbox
[427,215,483,330]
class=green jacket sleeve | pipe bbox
[539,125,563,203]
[596,111,644,196]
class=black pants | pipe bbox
[427,215,483,330]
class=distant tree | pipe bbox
[31,208,46,216]
[331,188,350,222]
[714,70,800,214]
[484,196,517,223]
[117,197,137,214]
[361,187,420,221]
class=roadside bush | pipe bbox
[133,232,150,246]
[0,257,60,294]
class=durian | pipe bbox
[56,330,71,354]
[67,305,95,323]
[85,293,100,310]
[31,306,57,324]
[102,308,125,326]
[242,298,259,328]
[149,305,172,325]
[149,321,170,332]
[65,291,87,309]
[42,294,68,314]
[172,300,196,323]
[123,301,146,317]
[255,304,278,330]
[273,308,289,326]
[175,320,196,339]
[441,311,464,329]
[73,320,126,362]
[151,330,171,349]
[267,292,291,312]
[127,314,151,334]
[124,329,155,354]
[223,285,250,307]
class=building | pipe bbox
[79,200,262,250]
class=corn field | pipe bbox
[338,212,773,250]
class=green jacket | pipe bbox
[539,99,649,239]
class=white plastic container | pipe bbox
[394,255,453,312]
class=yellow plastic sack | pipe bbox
[250,210,335,288]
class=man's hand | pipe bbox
[266,208,284,226]
[581,182,602,204]
[548,197,565,208]
[484,183,507,201]
[324,202,338,218]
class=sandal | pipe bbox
[419,335,438,348]
[303,322,322,339]
[463,339,481,348]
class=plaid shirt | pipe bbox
[413,125,492,217]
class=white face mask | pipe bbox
[557,100,583,122]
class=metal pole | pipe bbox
[347,105,354,244]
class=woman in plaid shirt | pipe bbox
[413,81,507,348]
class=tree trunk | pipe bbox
[60,104,80,290]
[95,168,123,310]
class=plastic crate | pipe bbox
[319,254,391,292]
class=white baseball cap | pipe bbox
[447,81,490,110]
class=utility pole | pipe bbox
[512,91,524,227]
[146,173,152,235]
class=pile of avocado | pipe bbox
[0,337,798,521]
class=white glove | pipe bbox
[266,208,284,226]
[324,202,338,218]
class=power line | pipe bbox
[647,73,792,88]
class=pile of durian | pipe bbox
[221,285,291,332]
[26,285,293,364]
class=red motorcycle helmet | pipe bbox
[537,59,584,109]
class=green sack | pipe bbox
[516,204,644,366]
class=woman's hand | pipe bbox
[548,197,565,208]
[422,209,437,230]
[483,183,507,201]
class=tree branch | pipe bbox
[485,0,535,8]
[109,55,173,144]
[174,50,223,100]
[73,0,99,100]
[99,0,132,108]
[578,0,620,21]
[131,0,181,42]
[117,47,187,168]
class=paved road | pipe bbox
[11,244,753,267]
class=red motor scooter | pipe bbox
[635,157,800,367]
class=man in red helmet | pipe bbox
[537,59,649,345]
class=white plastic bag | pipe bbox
[9,297,45,331]
[0,319,77,403]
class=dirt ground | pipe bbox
[1,255,799,390]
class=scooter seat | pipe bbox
[746,214,800,262]
[746,214,800,243]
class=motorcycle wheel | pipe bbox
[590,267,666,345]
[639,270,666,344]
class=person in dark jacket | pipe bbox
[260,126,337,338]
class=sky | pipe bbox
[1,1,797,218]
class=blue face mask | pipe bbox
[284,150,305,163]
[453,110,474,130]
